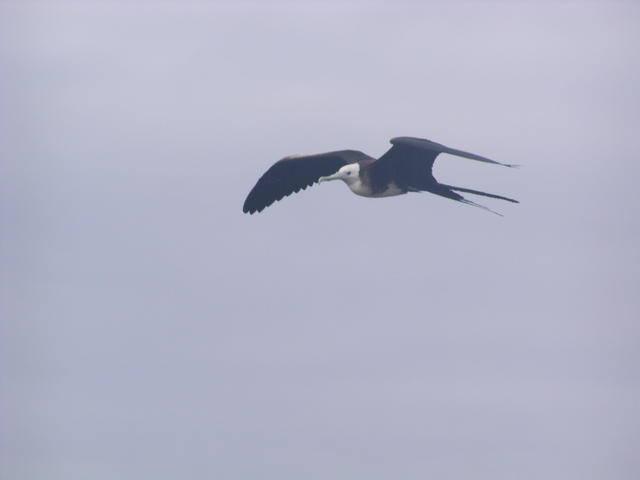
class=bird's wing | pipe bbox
[371,136,517,191]
[243,150,369,214]
[390,137,517,168]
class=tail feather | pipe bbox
[443,184,519,204]
[419,183,517,216]
[458,198,503,216]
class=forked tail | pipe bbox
[421,183,519,216]
[443,184,519,204]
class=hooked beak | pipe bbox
[318,172,340,183]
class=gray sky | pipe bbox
[1,1,639,479]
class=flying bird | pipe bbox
[243,136,518,215]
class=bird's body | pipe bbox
[243,136,518,214]
[321,161,405,198]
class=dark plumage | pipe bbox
[243,136,518,215]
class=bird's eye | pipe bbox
[346,172,351,175]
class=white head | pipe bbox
[318,163,360,185]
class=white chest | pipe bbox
[347,179,404,198]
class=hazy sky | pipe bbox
[2,1,639,479]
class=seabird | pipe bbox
[243,136,518,215]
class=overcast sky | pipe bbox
[1,1,639,479]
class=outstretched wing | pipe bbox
[243,150,368,214]
[390,137,517,168]
[370,136,517,192]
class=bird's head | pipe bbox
[318,163,360,185]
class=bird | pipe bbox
[242,136,518,215]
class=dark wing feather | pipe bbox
[390,137,517,168]
[243,150,366,214]
[372,136,516,191]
